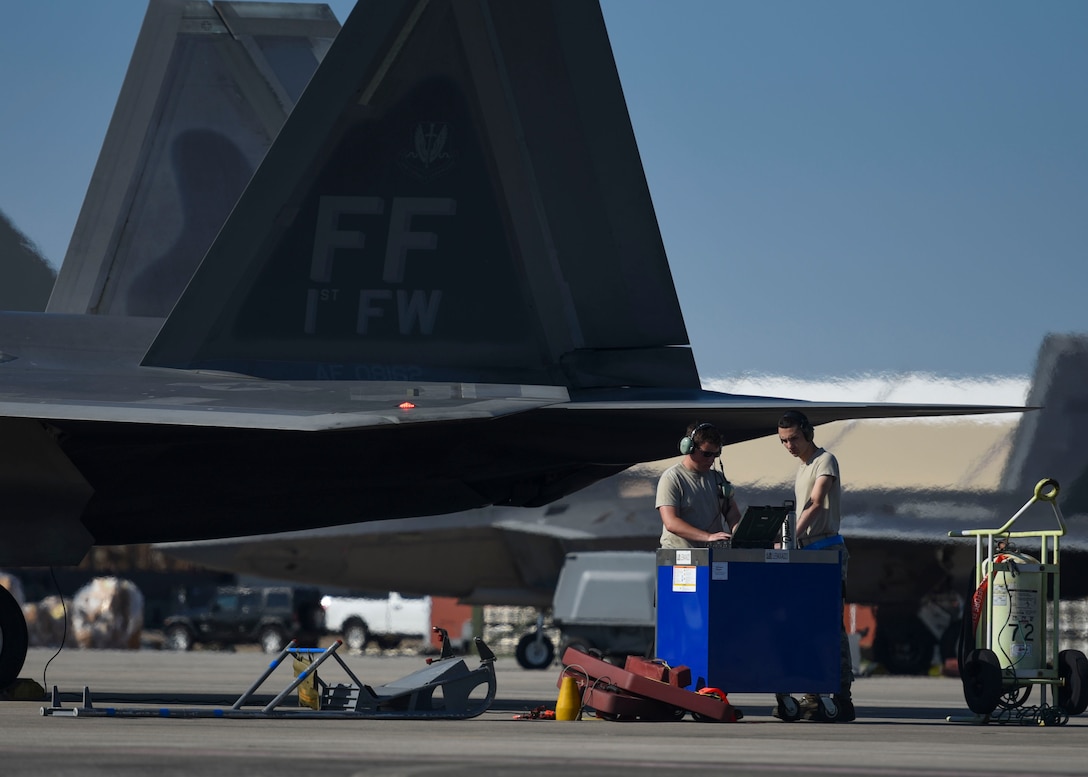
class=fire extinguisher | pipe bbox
[971,550,1044,675]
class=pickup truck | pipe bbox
[321,592,432,651]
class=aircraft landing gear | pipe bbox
[0,585,29,689]
[514,610,556,670]
[515,630,555,670]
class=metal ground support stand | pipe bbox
[946,479,1088,725]
[41,629,498,720]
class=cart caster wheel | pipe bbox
[772,695,801,722]
[961,648,1002,716]
[1058,649,1088,715]
[818,696,839,721]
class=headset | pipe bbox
[679,422,718,455]
[677,422,735,518]
[780,410,814,441]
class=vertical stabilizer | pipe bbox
[1003,333,1088,514]
[143,0,698,390]
[47,0,339,317]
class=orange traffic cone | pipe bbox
[555,675,581,721]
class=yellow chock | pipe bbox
[293,654,320,710]
[555,675,581,721]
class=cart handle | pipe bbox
[950,478,1065,538]
[1035,478,1060,502]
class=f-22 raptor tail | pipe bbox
[48,0,340,319]
[143,0,697,392]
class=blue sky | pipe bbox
[1,1,1085,381]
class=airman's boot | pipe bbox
[799,694,822,720]
[833,693,856,722]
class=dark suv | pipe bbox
[162,585,325,653]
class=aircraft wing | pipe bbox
[0,315,1014,433]
[158,474,1088,611]
[158,487,664,608]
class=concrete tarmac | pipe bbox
[2,646,1086,776]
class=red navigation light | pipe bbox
[398,401,416,410]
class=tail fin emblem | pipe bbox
[402,122,455,181]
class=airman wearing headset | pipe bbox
[656,422,742,549]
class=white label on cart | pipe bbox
[1011,642,1032,660]
[1010,590,1038,617]
[673,565,697,592]
[712,562,728,580]
[764,550,790,563]
[676,550,692,566]
[992,592,1009,608]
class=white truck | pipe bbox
[321,592,432,651]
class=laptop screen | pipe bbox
[730,502,794,549]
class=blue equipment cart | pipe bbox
[655,546,842,718]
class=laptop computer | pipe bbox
[729,501,794,549]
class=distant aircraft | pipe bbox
[161,336,1088,672]
[0,0,1017,686]
[0,211,55,312]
